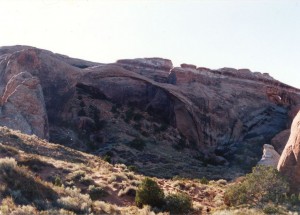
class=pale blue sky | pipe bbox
[0,0,299,88]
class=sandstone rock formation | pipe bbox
[258,144,280,167]
[278,111,300,192]
[271,129,290,154]
[0,45,300,178]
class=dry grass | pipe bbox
[0,126,234,215]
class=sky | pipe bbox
[0,0,299,88]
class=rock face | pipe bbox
[258,144,280,167]
[271,129,290,154]
[0,45,300,178]
[278,111,300,192]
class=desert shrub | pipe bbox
[199,177,209,185]
[102,155,111,163]
[53,175,63,187]
[0,158,58,209]
[224,182,248,206]
[216,179,227,186]
[125,172,135,180]
[0,197,48,215]
[0,197,17,214]
[8,205,37,214]
[164,192,192,214]
[19,156,55,172]
[263,204,280,214]
[128,138,146,151]
[92,201,120,214]
[40,208,76,215]
[9,134,19,139]
[128,165,137,172]
[69,170,85,181]
[135,178,164,208]
[57,187,92,213]
[173,181,186,190]
[224,165,289,206]
[172,175,185,181]
[79,176,94,186]
[108,173,128,183]
[0,144,19,156]
[88,185,108,200]
[0,157,17,170]
[118,186,137,197]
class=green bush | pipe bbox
[88,185,108,200]
[79,176,94,186]
[128,165,137,172]
[69,170,85,181]
[54,175,63,187]
[102,155,111,163]
[164,193,192,214]
[263,204,280,214]
[224,165,289,206]
[135,178,164,208]
[199,177,209,185]
[224,182,248,206]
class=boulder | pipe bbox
[271,129,290,154]
[0,71,48,139]
[258,144,280,167]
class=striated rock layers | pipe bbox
[0,45,300,176]
[278,111,300,192]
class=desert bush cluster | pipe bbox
[0,158,104,214]
[135,177,193,214]
[224,165,290,206]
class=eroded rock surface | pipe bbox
[271,129,290,154]
[258,144,280,167]
[0,45,300,178]
[278,111,300,192]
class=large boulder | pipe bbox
[258,144,280,167]
[0,71,48,139]
[277,111,300,192]
[271,129,290,154]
